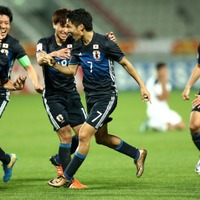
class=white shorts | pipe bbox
[147,109,182,131]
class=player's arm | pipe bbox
[51,61,78,77]
[36,49,70,66]
[119,56,151,103]
[19,55,43,94]
[182,63,200,100]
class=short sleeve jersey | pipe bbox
[69,32,125,97]
[0,34,26,96]
[37,35,76,96]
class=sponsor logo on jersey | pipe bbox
[93,50,101,60]
[93,44,99,49]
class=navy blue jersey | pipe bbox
[0,34,26,97]
[69,32,125,96]
[37,35,76,96]
[197,43,200,64]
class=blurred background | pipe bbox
[1,0,200,93]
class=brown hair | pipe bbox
[52,8,70,26]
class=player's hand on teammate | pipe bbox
[53,48,71,60]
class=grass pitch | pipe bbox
[0,90,199,200]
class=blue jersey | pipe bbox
[37,35,76,96]
[69,32,125,97]
[0,34,26,98]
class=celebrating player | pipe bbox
[47,8,151,188]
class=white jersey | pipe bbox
[145,76,181,131]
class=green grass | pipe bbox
[0,90,199,200]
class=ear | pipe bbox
[79,24,85,31]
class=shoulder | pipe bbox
[5,34,19,45]
[37,35,53,44]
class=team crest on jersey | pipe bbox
[93,44,99,49]
[2,43,9,48]
[1,49,9,56]
[93,50,101,60]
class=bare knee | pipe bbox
[57,126,72,143]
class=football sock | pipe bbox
[0,148,10,164]
[192,132,200,151]
[59,143,71,171]
[64,151,86,180]
[71,135,79,154]
[115,140,140,161]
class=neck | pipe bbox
[82,31,93,45]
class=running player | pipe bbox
[0,5,43,182]
[47,8,151,188]
[182,43,200,174]
[36,8,116,189]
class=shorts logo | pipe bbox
[56,114,64,123]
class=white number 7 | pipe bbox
[92,111,102,122]
[87,61,93,73]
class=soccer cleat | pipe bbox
[2,154,17,182]
[134,149,147,178]
[195,159,200,174]
[48,175,88,189]
[49,154,63,176]
[48,175,68,187]
[69,178,88,189]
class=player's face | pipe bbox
[67,20,82,41]
[53,22,68,43]
[0,15,11,40]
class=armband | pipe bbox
[18,55,31,67]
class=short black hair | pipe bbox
[156,62,166,70]
[67,8,93,31]
[0,6,13,23]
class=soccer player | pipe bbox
[47,8,151,188]
[140,62,185,132]
[0,5,43,181]
[36,8,117,189]
[182,43,200,174]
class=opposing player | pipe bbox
[182,43,200,174]
[0,5,43,182]
[47,8,151,188]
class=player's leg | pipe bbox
[43,95,72,177]
[189,110,200,173]
[95,124,147,178]
[0,148,17,182]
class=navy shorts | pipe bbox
[43,92,87,131]
[86,94,117,129]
